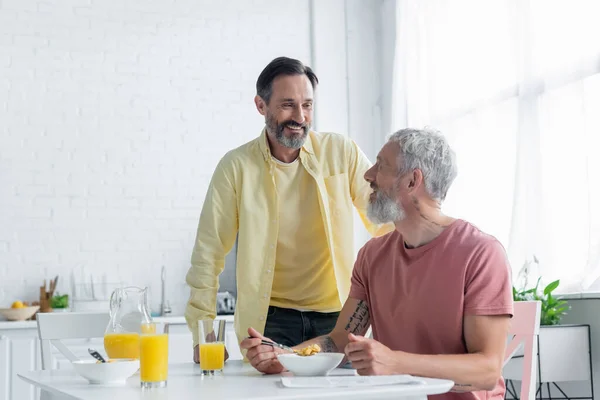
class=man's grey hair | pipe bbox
[388,127,458,202]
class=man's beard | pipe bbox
[367,187,405,224]
[265,112,309,150]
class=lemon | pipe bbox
[11,301,25,309]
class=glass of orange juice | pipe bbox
[139,323,169,388]
[198,319,226,376]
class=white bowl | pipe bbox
[0,306,40,321]
[277,353,344,376]
[72,359,139,384]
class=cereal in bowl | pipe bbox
[294,344,321,356]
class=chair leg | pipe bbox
[506,379,519,399]
[510,380,520,399]
[547,383,552,400]
[552,382,572,400]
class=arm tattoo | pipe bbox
[344,300,370,334]
[319,336,339,353]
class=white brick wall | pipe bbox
[0,0,315,314]
[0,0,385,317]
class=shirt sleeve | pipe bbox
[184,155,239,347]
[464,239,514,317]
[349,245,369,301]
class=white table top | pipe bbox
[19,361,454,400]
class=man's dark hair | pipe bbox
[256,57,319,104]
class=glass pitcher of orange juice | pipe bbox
[104,286,153,359]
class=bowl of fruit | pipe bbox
[0,301,40,321]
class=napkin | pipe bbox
[281,375,425,388]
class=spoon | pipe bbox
[259,339,295,353]
[88,348,107,363]
[244,336,295,353]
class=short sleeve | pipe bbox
[349,246,369,301]
[464,240,514,317]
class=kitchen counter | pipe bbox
[0,314,234,330]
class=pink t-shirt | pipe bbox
[349,219,513,400]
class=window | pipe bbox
[389,0,600,292]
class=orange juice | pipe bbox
[140,334,169,383]
[199,342,225,370]
[104,333,140,359]
[141,323,156,334]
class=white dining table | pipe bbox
[19,361,454,400]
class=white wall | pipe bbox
[0,0,385,315]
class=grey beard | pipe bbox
[275,127,307,149]
[266,114,309,150]
[367,190,405,224]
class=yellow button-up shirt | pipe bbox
[185,129,392,349]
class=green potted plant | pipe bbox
[512,277,569,325]
[50,293,69,312]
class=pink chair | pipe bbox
[503,301,541,400]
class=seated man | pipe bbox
[241,127,513,400]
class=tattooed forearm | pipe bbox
[318,335,339,353]
[344,300,370,334]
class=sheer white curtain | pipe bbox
[387,0,600,292]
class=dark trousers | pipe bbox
[263,305,340,347]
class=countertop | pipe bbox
[0,314,234,330]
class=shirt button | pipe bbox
[259,316,265,321]
[266,269,271,273]
[270,244,274,249]
[263,294,268,298]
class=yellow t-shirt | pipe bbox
[269,156,341,312]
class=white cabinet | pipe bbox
[0,316,239,400]
[0,328,41,400]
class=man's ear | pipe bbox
[254,95,267,116]
[408,169,424,193]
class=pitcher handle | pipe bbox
[109,288,120,316]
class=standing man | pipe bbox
[185,57,392,362]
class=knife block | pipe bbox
[39,278,56,313]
